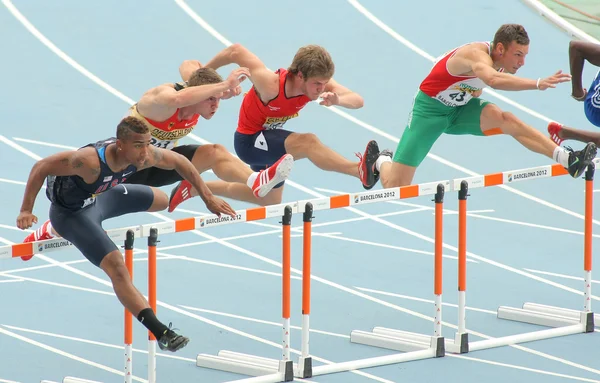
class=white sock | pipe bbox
[246,172,259,189]
[46,221,55,238]
[376,155,392,172]
[553,146,570,167]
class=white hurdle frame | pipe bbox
[445,162,597,354]
[344,183,447,371]
[195,206,295,383]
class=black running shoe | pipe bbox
[157,323,190,352]
[566,142,597,178]
[357,140,380,190]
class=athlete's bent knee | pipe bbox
[500,111,524,127]
[148,188,168,211]
[99,250,127,278]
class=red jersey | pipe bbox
[237,69,311,135]
[129,104,199,149]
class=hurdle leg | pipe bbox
[297,202,313,378]
[446,181,469,354]
[148,228,158,383]
[124,230,135,382]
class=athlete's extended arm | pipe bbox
[204,43,279,102]
[320,78,364,109]
[17,149,98,229]
[463,48,571,91]
[144,147,236,217]
[178,59,242,100]
[569,41,600,100]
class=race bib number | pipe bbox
[150,137,175,149]
[262,114,298,130]
[435,89,473,107]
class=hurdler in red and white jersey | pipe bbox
[420,42,503,107]
[128,101,199,149]
[237,68,311,135]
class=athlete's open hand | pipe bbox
[319,92,339,107]
[225,67,250,91]
[538,70,571,90]
[17,211,38,230]
[221,85,243,100]
[204,196,236,218]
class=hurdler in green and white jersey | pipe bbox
[420,42,503,107]
[391,42,501,168]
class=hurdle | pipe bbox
[195,206,295,383]
[335,184,446,371]
[288,182,452,378]
[445,162,597,354]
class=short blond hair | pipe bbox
[287,45,335,79]
[187,67,223,87]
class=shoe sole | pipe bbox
[171,337,190,352]
[362,141,380,190]
[583,143,598,170]
[256,154,294,198]
[167,184,181,213]
[573,143,597,178]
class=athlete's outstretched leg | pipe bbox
[284,132,380,189]
[480,104,596,178]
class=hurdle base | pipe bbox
[197,351,294,382]
[296,356,312,378]
[445,332,469,354]
[520,303,598,329]
[498,304,594,331]
[350,327,444,357]
[464,305,594,353]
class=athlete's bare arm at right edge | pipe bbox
[448,43,571,91]
[204,43,280,103]
[569,41,600,100]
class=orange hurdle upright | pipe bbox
[297,202,313,378]
[447,181,470,353]
[124,230,134,383]
[148,228,158,383]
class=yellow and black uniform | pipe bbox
[125,86,202,187]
